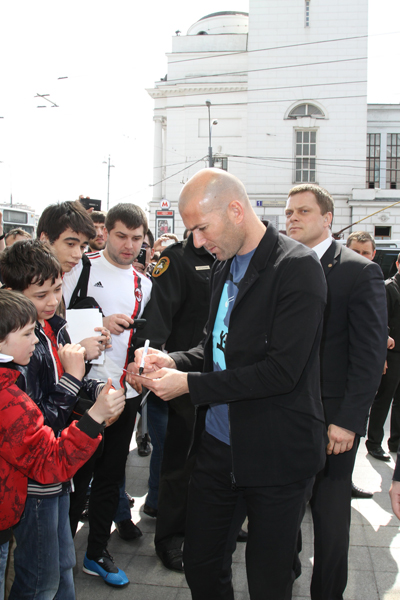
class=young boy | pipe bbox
[0,240,126,597]
[0,288,125,597]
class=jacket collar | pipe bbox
[35,313,67,337]
[320,239,341,276]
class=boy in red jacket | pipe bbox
[0,289,125,597]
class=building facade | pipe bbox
[147,1,400,240]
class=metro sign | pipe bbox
[160,199,171,209]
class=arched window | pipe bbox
[288,104,325,119]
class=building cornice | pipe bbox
[146,84,247,99]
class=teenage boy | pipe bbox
[0,240,126,597]
[37,200,110,360]
[0,288,125,598]
[63,203,152,587]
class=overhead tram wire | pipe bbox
[150,157,207,187]
[167,33,373,65]
[161,56,367,85]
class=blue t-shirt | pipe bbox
[205,248,256,445]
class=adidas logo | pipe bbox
[94,281,104,288]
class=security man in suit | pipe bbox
[285,184,387,600]
[128,168,328,600]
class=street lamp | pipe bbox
[205,100,218,168]
[102,155,115,211]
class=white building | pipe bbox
[147,1,400,240]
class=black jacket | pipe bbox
[385,272,400,352]
[15,314,104,434]
[171,223,328,487]
[319,242,387,435]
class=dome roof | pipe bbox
[187,11,249,35]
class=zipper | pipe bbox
[228,403,237,490]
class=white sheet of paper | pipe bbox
[65,308,104,365]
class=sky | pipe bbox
[0,0,399,217]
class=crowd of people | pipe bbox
[0,170,399,600]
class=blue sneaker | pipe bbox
[83,550,129,587]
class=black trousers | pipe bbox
[86,396,140,558]
[366,351,400,452]
[309,437,358,600]
[183,432,314,600]
[154,394,196,550]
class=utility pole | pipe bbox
[205,101,218,168]
[103,155,115,211]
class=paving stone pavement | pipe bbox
[73,421,400,600]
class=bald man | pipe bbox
[129,169,328,600]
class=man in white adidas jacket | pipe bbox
[63,203,151,588]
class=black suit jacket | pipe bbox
[172,223,328,487]
[319,241,387,436]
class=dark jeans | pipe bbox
[86,395,140,558]
[10,495,75,600]
[308,437,358,600]
[183,432,314,600]
[366,351,400,452]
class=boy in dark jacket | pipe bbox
[0,241,125,598]
[0,289,125,597]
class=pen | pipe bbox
[139,339,150,375]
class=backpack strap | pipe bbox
[68,254,91,309]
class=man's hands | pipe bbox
[131,369,189,401]
[80,327,111,361]
[103,314,133,335]
[388,336,395,350]
[125,347,183,399]
[58,343,86,381]
[88,378,125,425]
[326,424,356,455]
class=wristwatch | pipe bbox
[0,234,5,241]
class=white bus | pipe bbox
[0,204,36,238]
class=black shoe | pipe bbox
[143,504,157,518]
[236,528,248,542]
[137,434,151,457]
[351,483,373,499]
[368,447,391,461]
[389,445,399,453]
[125,491,135,507]
[81,497,90,520]
[115,519,143,541]
[156,546,184,572]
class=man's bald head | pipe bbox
[179,168,250,216]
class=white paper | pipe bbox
[65,308,104,365]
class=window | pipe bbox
[305,0,310,27]
[386,134,400,190]
[375,225,391,240]
[366,134,380,188]
[288,103,324,119]
[295,130,316,183]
